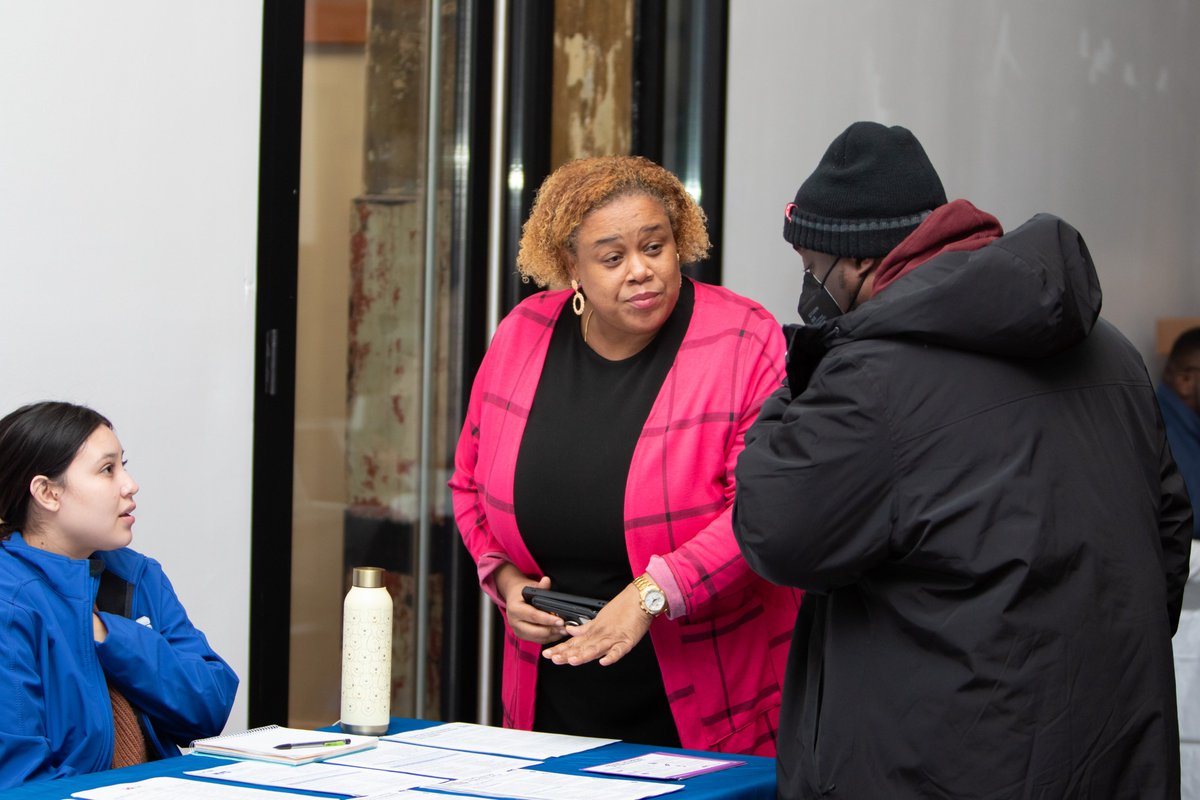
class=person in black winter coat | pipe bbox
[733,121,1193,800]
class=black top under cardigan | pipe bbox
[514,281,694,747]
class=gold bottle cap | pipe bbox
[351,566,385,589]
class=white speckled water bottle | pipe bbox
[339,566,392,735]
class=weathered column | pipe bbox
[552,0,634,165]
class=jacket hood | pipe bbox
[811,206,1102,359]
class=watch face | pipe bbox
[644,590,666,614]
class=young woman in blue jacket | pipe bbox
[0,401,238,788]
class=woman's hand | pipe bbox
[92,611,108,643]
[495,565,566,644]
[541,582,650,667]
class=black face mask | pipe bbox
[797,257,844,326]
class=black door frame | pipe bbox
[248,0,303,728]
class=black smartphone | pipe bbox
[521,587,608,626]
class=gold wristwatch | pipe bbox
[633,574,668,619]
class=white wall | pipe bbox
[724,1,1200,369]
[0,3,263,731]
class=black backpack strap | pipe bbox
[93,560,135,618]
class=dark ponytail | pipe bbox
[0,402,112,539]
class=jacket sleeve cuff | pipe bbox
[646,556,685,621]
[477,552,509,610]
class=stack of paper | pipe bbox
[189,724,378,765]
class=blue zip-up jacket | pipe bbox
[0,532,238,788]
[1158,383,1200,539]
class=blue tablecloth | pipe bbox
[6,717,776,799]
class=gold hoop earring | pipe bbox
[570,279,586,316]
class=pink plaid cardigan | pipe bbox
[450,281,802,755]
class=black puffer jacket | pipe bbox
[733,211,1192,799]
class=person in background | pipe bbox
[0,402,237,788]
[1160,327,1200,799]
[1160,327,1200,539]
[450,155,800,755]
[733,121,1192,798]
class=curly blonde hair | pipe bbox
[516,155,711,288]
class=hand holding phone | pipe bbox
[521,587,608,626]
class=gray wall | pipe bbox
[724,1,1200,368]
[0,4,262,731]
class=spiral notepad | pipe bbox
[191,724,378,765]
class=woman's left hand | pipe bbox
[92,611,108,643]
[541,583,651,667]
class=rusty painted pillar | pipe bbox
[552,0,634,166]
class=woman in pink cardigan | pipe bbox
[450,155,801,755]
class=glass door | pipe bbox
[289,0,470,727]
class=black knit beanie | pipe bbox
[783,121,947,259]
